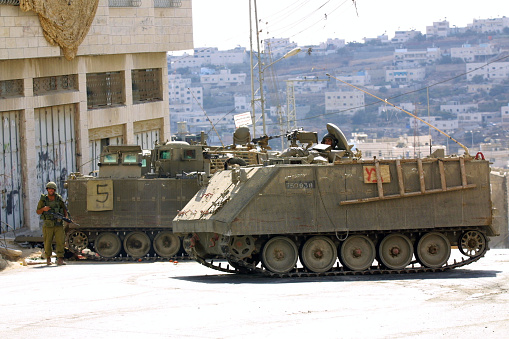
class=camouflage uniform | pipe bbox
[37,185,67,261]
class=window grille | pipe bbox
[109,0,141,7]
[154,0,182,8]
[0,79,23,98]
[33,74,78,96]
[86,72,125,109]
[0,0,20,5]
[132,68,163,104]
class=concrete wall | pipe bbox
[491,170,509,248]
[0,0,193,231]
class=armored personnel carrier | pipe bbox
[173,124,498,277]
[65,135,267,260]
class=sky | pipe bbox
[184,0,509,52]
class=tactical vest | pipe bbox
[40,193,65,221]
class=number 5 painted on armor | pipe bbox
[87,180,114,211]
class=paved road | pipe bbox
[1,250,508,338]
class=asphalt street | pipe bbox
[1,249,508,339]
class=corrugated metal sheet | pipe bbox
[35,105,77,200]
[0,110,23,232]
[135,129,159,149]
[89,136,124,174]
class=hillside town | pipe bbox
[168,17,509,168]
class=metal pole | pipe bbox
[254,0,266,136]
[249,0,256,138]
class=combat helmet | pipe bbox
[46,181,57,190]
[321,133,338,148]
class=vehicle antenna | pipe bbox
[325,73,470,157]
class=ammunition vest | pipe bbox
[40,193,65,221]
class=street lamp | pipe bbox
[254,47,302,136]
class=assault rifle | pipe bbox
[43,211,80,226]
[251,134,283,150]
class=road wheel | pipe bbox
[123,231,151,258]
[378,233,413,270]
[416,232,451,268]
[261,236,298,274]
[301,236,337,273]
[94,232,121,258]
[153,231,180,258]
[339,235,375,271]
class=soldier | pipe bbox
[36,181,67,266]
[321,133,338,149]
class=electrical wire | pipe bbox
[265,53,509,126]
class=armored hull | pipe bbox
[64,141,266,260]
[174,155,497,276]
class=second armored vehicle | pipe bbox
[173,124,497,277]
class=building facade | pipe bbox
[0,0,193,231]
[325,89,365,114]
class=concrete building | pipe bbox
[391,30,420,44]
[0,0,192,232]
[336,72,370,86]
[351,133,445,159]
[467,17,509,33]
[466,62,509,82]
[451,43,497,62]
[263,38,297,57]
[168,73,203,113]
[502,103,509,127]
[385,67,426,83]
[377,102,415,115]
[426,20,450,38]
[393,48,441,67]
[200,69,247,88]
[325,89,365,114]
[440,102,478,114]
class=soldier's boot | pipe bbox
[46,258,52,265]
[57,258,66,266]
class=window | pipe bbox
[0,79,23,98]
[183,149,196,160]
[132,68,162,104]
[160,150,171,160]
[86,71,125,109]
[123,153,138,163]
[103,154,118,164]
[33,74,78,96]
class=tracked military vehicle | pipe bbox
[173,124,498,277]
[64,126,268,261]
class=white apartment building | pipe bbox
[200,69,247,88]
[377,102,415,115]
[325,90,365,114]
[169,52,202,69]
[466,62,509,81]
[351,133,446,159]
[391,30,420,44]
[410,116,459,133]
[468,17,509,33]
[451,43,497,62]
[336,72,370,86]
[170,47,248,69]
[426,20,449,38]
[288,76,329,93]
[393,48,441,67]
[363,35,390,44]
[321,38,346,49]
[0,0,192,231]
[168,74,203,113]
[440,102,478,113]
[502,104,509,127]
[263,38,298,56]
[385,68,426,83]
